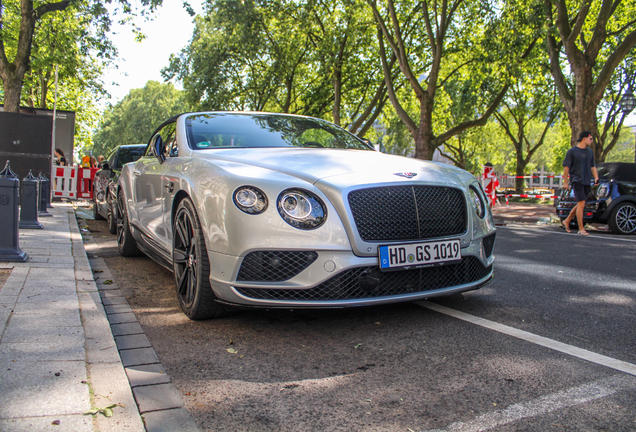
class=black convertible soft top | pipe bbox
[596,163,636,182]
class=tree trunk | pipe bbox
[515,152,526,194]
[1,75,25,112]
[565,102,601,161]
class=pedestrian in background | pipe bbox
[55,148,67,166]
[561,131,599,235]
[97,155,105,167]
[89,156,98,168]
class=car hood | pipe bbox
[196,148,471,188]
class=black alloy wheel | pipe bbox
[608,202,636,235]
[173,198,225,320]
[107,200,117,234]
[116,192,142,256]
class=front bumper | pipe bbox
[207,234,495,308]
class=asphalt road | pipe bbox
[82,218,636,432]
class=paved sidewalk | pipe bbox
[491,202,558,225]
[0,204,143,431]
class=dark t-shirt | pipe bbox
[562,146,595,184]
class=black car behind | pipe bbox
[556,162,636,234]
[93,144,146,233]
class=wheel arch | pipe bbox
[171,190,191,228]
[601,195,636,222]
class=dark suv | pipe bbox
[93,144,146,232]
[556,162,636,234]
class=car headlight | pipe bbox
[233,186,268,214]
[469,187,485,219]
[596,183,610,199]
[277,189,327,229]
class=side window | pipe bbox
[107,150,117,168]
[163,124,179,157]
[147,123,177,158]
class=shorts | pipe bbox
[571,181,590,202]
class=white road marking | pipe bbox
[423,374,635,432]
[497,225,636,242]
[417,301,636,377]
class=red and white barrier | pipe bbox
[52,166,77,199]
[77,167,99,199]
[52,166,98,200]
[482,165,500,207]
[497,193,559,199]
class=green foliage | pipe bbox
[163,0,386,132]
[92,81,192,157]
[605,127,636,163]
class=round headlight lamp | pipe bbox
[277,189,327,229]
[469,187,485,219]
[233,186,268,214]
[596,183,610,199]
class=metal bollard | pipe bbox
[0,160,29,262]
[37,171,53,217]
[20,170,43,229]
[0,160,18,179]
[38,172,53,208]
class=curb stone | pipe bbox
[77,217,201,432]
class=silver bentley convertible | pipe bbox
[116,112,496,319]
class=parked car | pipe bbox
[555,162,636,234]
[531,189,553,196]
[93,144,146,233]
[115,112,497,319]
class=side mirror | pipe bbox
[101,161,110,171]
[154,135,166,164]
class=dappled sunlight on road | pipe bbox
[568,293,635,306]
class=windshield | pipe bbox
[185,113,373,151]
[596,163,636,181]
[116,146,146,169]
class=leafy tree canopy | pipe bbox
[92,80,192,158]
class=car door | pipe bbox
[132,123,176,252]
[93,156,112,216]
[161,130,183,250]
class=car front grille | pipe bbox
[237,251,319,282]
[348,186,467,241]
[482,233,496,258]
[234,256,491,301]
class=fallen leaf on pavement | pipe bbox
[103,280,113,285]
[226,348,237,354]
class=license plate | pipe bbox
[379,239,461,270]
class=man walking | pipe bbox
[561,131,599,235]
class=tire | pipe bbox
[107,201,117,234]
[173,198,226,320]
[608,202,636,235]
[116,192,142,257]
[93,196,105,220]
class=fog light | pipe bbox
[358,269,380,292]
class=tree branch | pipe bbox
[376,26,418,135]
[34,0,71,19]
[435,84,508,144]
[590,28,636,104]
